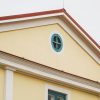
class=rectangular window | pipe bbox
[48,90,66,100]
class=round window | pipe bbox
[51,33,63,52]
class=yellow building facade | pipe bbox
[0,9,100,100]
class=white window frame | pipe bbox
[45,84,70,100]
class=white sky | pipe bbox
[0,0,100,44]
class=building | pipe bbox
[0,9,100,100]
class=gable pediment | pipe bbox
[0,9,99,82]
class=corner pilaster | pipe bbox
[4,67,15,100]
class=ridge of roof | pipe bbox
[0,8,99,50]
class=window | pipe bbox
[51,33,63,52]
[48,90,66,100]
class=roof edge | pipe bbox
[62,9,100,50]
[0,9,64,20]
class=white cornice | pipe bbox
[0,13,64,24]
[0,51,100,95]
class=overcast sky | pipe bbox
[0,0,100,44]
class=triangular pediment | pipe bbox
[0,9,99,82]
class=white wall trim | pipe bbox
[5,69,13,100]
[45,84,71,100]
[0,13,64,24]
[0,56,99,95]
[0,17,58,32]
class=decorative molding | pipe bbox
[5,66,16,71]
[4,69,14,100]
[0,51,100,95]
[0,12,63,24]
[0,17,59,32]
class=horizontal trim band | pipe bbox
[0,51,100,95]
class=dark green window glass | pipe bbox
[48,90,66,100]
[51,34,63,52]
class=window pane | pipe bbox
[58,37,61,43]
[57,96,64,100]
[58,44,61,49]
[53,42,56,48]
[48,95,55,100]
[54,36,56,42]
[51,33,63,52]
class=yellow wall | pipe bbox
[14,72,45,100]
[0,24,100,82]
[0,67,4,100]
[14,72,99,100]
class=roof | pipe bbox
[0,9,99,49]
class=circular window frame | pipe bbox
[50,33,63,53]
